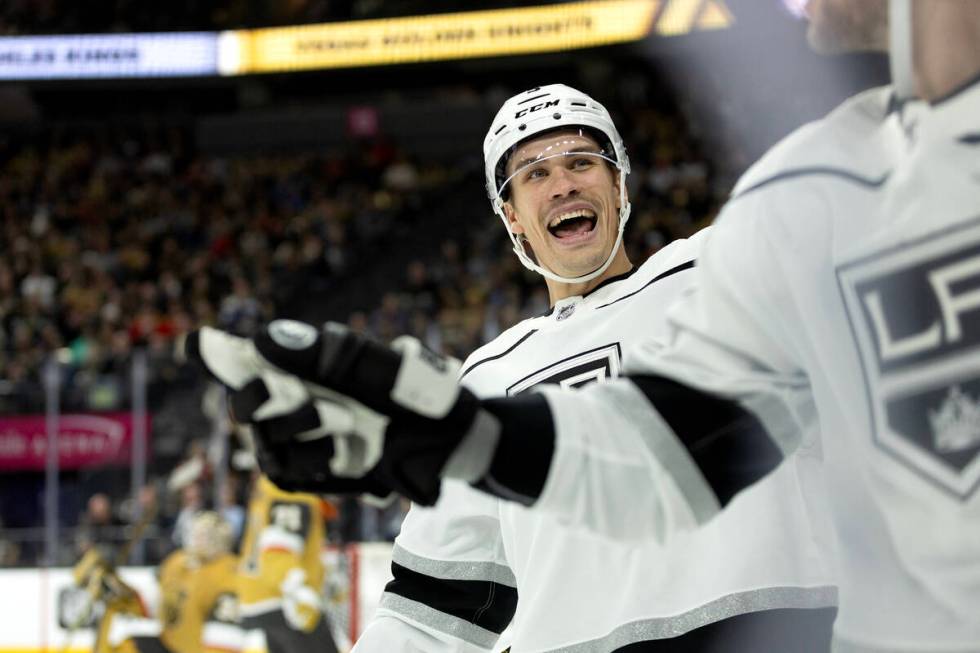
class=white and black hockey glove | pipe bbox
[180,326,392,500]
[181,321,555,506]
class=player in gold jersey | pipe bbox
[67,548,148,653]
[238,474,339,653]
[156,512,242,653]
[102,512,244,653]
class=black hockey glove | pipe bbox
[179,322,507,506]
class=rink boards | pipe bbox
[0,542,393,653]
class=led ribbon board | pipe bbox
[0,0,732,80]
[220,0,734,75]
[0,32,219,79]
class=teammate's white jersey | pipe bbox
[530,82,980,651]
[354,231,837,652]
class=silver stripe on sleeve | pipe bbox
[742,391,813,457]
[392,543,518,587]
[441,408,501,483]
[600,380,722,524]
[831,636,979,653]
[379,592,500,649]
[555,585,838,653]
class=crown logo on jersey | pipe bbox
[928,386,980,453]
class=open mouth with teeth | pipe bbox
[547,209,598,239]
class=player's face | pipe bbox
[805,0,888,53]
[503,130,621,280]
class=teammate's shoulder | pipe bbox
[731,85,894,198]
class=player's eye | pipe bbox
[570,157,595,170]
[524,166,547,181]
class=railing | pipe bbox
[0,524,177,568]
[0,348,228,569]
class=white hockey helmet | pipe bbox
[483,84,632,284]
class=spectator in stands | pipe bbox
[0,516,20,566]
[76,492,124,557]
[218,476,246,543]
[172,482,204,548]
[131,481,174,563]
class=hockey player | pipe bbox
[156,512,242,653]
[181,0,980,650]
[184,86,839,651]
[68,548,148,653]
[350,87,839,651]
[102,511,244,653]
[238,473,340,653]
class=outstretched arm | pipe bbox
[181,209,810,540]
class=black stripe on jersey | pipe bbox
[594,260,695,310]
[732,167,890,201]
[959,133,980,145]
[384,562,518,635]
[629,375,784,506]
[608,606,836,652]
[459,329,539,381]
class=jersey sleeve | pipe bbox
[353,480,515,652]
[474,202,815,541]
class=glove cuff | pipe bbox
[472,393,555,506]
[441,408,500,484]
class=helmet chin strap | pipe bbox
[889,0,916,99]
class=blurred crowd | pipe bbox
[0,85,723,567]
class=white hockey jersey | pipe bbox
[354,231,837,652]
[531,81,980,651]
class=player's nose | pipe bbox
[549,166,579,199]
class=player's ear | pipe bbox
[503,202,525,235]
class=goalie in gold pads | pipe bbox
[156,512,242,653]
[102,511,244,653]
[238,474,339,653]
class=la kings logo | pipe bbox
[838,219,980,500]
[506,343,621,395]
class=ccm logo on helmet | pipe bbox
[514,99,559,118]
